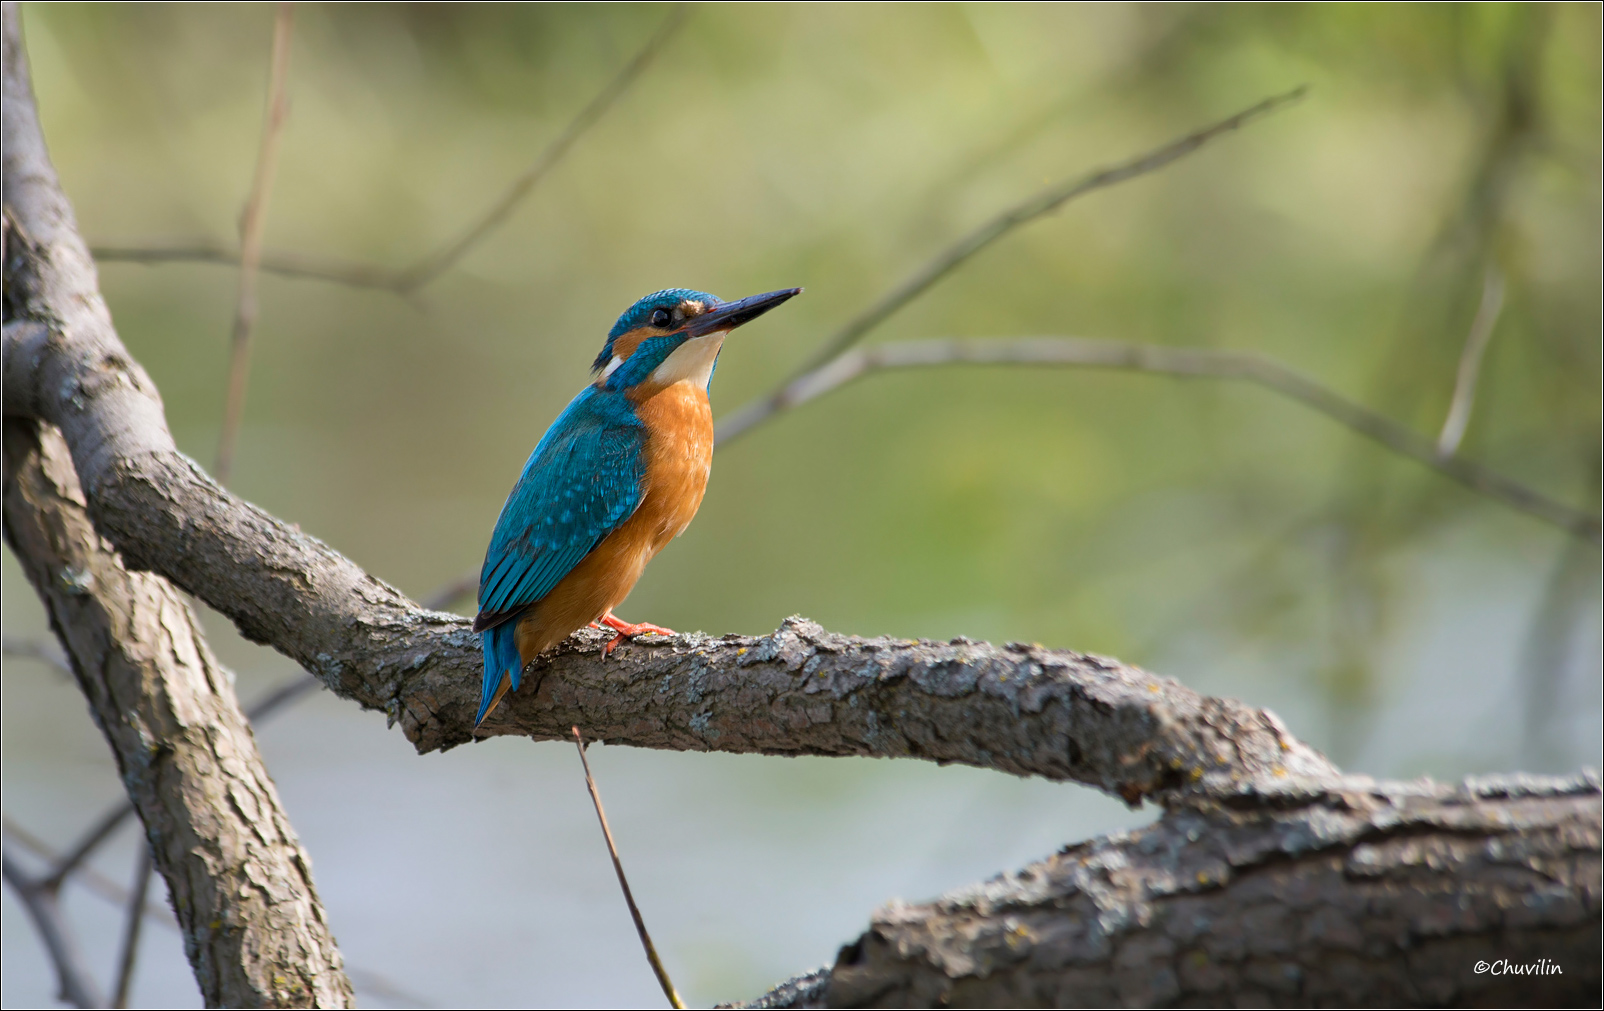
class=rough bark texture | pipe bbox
[0,193,1341,803]
[1,418,352,1008]
[3,8,351,1006]
[734,773,1602,1008]
[5,4,1600,1007]
[0,4,1335,806]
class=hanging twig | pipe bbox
[214,1,295,484]
[1437,264,1507,457]
[111,844,153,1008]
[718,335,1602,543]
[715,87,1308,442]
[571,727,685,1009]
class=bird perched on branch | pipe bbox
[473,286,802,725]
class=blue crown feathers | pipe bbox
[592,288,720,372]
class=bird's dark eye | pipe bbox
[650,308,672,328]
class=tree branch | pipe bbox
[715,87,1308,443]
[717,336,1602,543]
[0,37,1340,805]
[0,302,1338,800]
[1437,264,1506,458]
[88,241,412,291]
[734,773,1602,1007]
[1,854,105,1009]
[215,1,296,484]
[3,6,350,1004]
[3,816,435,1009]
[390,3,688,292]
[111,844,154,1008]
[3,816,177,928]
[86,4,688,296]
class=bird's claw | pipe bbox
[597,612,676,659]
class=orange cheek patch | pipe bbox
[610,328,651,362]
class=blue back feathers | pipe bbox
[475,385,647,722]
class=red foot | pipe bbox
[597,611,676,659]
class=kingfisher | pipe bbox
[473,286,802,725]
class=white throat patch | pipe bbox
[650,333,725,389]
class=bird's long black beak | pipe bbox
[686,287,802,336]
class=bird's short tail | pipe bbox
[478,622,523,725]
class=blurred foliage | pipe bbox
[12,1,1599,766]
[5,4,1601,1005]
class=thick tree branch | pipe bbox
[4,7,350,1005]
[1,300,1338,800]
[720,336,1602,543]
[736,773,1602,1008]
[2,416,352,1008]
[0,47,1338,801]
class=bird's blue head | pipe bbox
[592,287,802,394]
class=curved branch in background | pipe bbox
[1,854,104,1009]
[3,7,351,1005]
[1437,264,1506,457]
[715,87,1308,440]
[0,39,1339,803]
[86,242,410,290]
[2,633,72,677]
[2,265,1339,801]
[19,573,459,895]
[86,4,689,295]
[391,3,688,292]
[2,817,436,1008]
[718,336,1602,543]
[215,1,296,484]
[734,773,1602,1008]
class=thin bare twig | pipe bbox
[29,563,462,887]
[393,4,688,291]
[43,800,135,890]
[1,853,104,1009]
[39,670,321,891]
[111,845,153,1008]
[3,818,435,1007]
[715,87,1308,443]
[571,727,685,1010]
[3,817,177,928]
[421,571,478,612]
[89,241,405,290]
[730,336,1602,543]
[2,634,72,678]
[89,5,687,297]
[1438,264,1506,457]
[215,1,294,484]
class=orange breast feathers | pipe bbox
[512,378,713,662]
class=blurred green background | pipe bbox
[4,3,1600,1007]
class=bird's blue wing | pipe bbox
[478,386,646,624]
[474,387,645,723]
